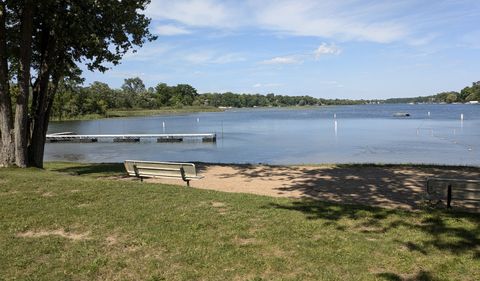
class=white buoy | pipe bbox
[197,118,200,123]
[460,113,464,120]
[428,111,430,117]
[334,120,338,137]
[334,113,336,119]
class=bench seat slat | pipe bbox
[135,166,181,171]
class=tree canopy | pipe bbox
[384,81,480,104]
[0,0,155,167]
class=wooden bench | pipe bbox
[425,177,480,211]
[124,160,203,186]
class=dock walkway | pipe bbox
[46,133,216,143]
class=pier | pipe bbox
[46,133,217,143]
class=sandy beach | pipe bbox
[142,164,480,211]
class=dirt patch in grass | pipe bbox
[17,229,90,240]
[106,234,119,246]
[211,201,226,208]
[211,201,229,214]
[41,191,56,197]
[0,190,18,196]
[77,203,90,208]
[234,237,258,246]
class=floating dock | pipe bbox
[46,133,216,143]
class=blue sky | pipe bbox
[82,0,480,99]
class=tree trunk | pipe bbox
[29,71,50,168]
[0,2,15,167]
[14,0,34,167]
[28,26,54,168]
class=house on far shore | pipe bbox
[468,100,479,104]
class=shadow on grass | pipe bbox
[48,163,125,176]
[377,271,439,281]
[266,199,480,258]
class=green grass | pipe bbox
[106,106,223,118]
[49,106,223,121]
[1,163,479,280]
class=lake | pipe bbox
[46,104,480,166]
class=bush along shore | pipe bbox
[50,106,223,121]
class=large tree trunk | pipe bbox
[14,0,34,167]
[29,71,62,169]
[0,2,15,167]
[29,70,51,168]
[28,26,54,168]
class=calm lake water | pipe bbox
[46,104,480,166]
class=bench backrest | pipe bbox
[124,160,198,178]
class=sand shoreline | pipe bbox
[139,163,480,211]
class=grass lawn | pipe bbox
[0,163,479,280]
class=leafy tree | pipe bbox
[172,84,198,106]
[154,83,172,106]
[445,93,457,103]
[0,0,155,167]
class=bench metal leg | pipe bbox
[447,184,452,208]
[186,180,190,187]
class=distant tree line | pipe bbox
[385,81,480,104]
[51,77,369,119]
[51,78,480,120]
[51,77,200,119]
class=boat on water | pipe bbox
[393,112,410,117]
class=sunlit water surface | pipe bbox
[46,104,480,165]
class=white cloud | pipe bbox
[146,0,237,28]
[211,53,246,64]
[318,80,344,88]
[249,0,409,43]
[145,0,476,46]
[261,56,301,65]
[146,0,411,43]
[183,52,213,64]
[183,51,245,64]
[122,44,172,61]
[407,33,438,46]
[459,31,480,49]
[154,24,191,36]
[253,83,282,88]
[314,43,341,59]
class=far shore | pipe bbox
[49,106,224,122]
[49,103,479,122]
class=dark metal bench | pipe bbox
[425,178,480,210]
